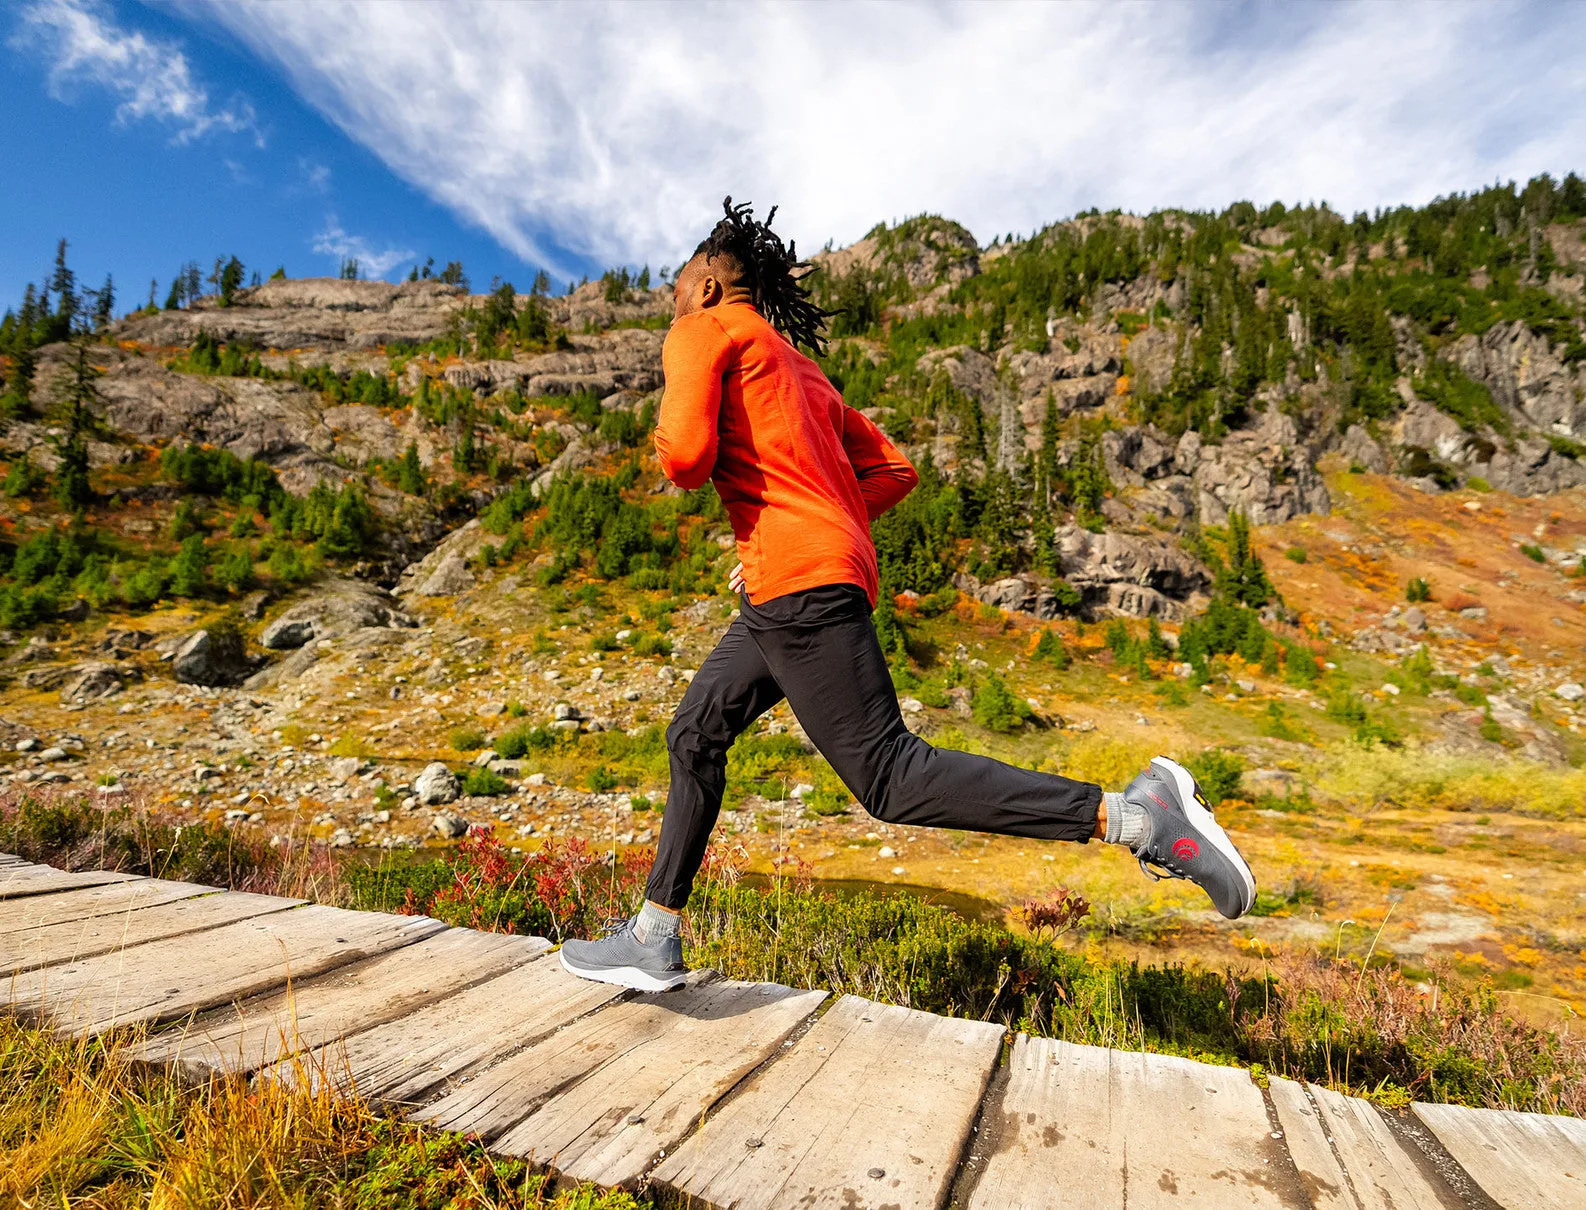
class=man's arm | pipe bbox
[840,406,919,519]
[654,312,734,489]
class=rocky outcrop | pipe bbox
[259,579,408,650]
[1053,524,1211,618]
[58,662,130,705]
[173,629,250,687]
[816,216,980,294]
[118,278,471,350]
[1444,319,1586,439]
[1389,398,1586,494]
[398,519,491,598]
[960,575,1071,621]
[435,329,665,399]
[1176,410,1331,526]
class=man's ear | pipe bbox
[699,274,722,308]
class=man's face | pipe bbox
[671,256,705,323]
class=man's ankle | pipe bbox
[634,900,682,945]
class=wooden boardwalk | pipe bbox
[3,853,1582,1209]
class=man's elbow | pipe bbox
[657,446,713,490]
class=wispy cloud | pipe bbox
[188,2,1584,269]
[12,0,261,145]
[312,215,414,279]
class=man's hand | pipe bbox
[728,561,745,594]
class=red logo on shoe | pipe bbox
[1172,837,1199,862]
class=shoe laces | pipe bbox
[1137,855,1190,885]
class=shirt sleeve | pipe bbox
[840,406,919,520]
[654,312,734,490]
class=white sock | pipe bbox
[633,901,680,945]
[1103,792,1149,849]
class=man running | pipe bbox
[561,199,1256,992]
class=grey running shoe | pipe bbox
[559,917,687,992]
[1124,756,1257,919]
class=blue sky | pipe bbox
[4,0,1584,317]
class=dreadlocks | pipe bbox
[692,196,834,355]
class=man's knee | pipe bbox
[666,702,731,764]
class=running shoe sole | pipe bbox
[559,947,687,992]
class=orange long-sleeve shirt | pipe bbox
[654,302,918,607]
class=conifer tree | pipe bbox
[1216,511,1274,607]
[396,441,426,495]
[50,239,77,330]
[53,340,99,509]
[219,257,244,305]
[92,274,114,330]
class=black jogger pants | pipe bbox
[645,583,1102,909]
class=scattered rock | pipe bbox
[173,629,249,687]
[1556,682,1585,702]
[431,812,469,839]
[59,661,128,706]
[37,747,67,762]
[414,762,460,805]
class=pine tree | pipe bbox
[165,276,184,310]
[50,239,77,330]
[184,263,203,305]
[53,340,99,509]
[396,441,426,494]
[219,257,245,306]
[92,274,114,329]
[170,535,210,597]
[1216,511,1274,607]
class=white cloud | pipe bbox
[185,2,1581,271]
[12,0,261,145]
[312,215,415,279]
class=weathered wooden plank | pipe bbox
[965,1037,1300,1210]
[0,877,215,937]
[5,904,445,1035]
[2,890,299,975]
[419,977,825,1189]
[965,1035,1123,1209]
[134,927,546,1076]
[279,951,625,1104]
[0,864,137,899]
[1413,1101,1586,1210]
[1269,1077,1455,1210]
[652,995,1003,1210]
[1266,1077,1356,1210]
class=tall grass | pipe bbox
[0,1018,646,1208]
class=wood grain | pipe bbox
[1,890,299,974]
[279,951,625,1105]
[965,1036,1303,1210]
[0,878,215,937]
[652,994,1003,1210]
[419,977,825,1189]
[0,864,137,899]
[5,903,445,1035]
[1414,1100,1586,1210]
[134,926,546,1076]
